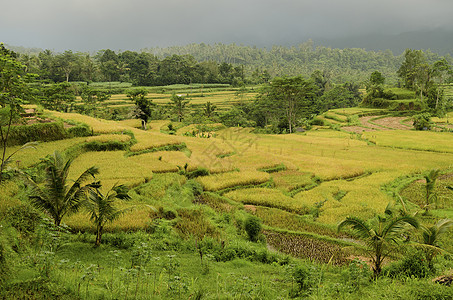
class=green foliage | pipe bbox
[4,203,42,234]
[290,264,315,297]
[26,150,98,226]
[85,183,131,246]
[413,112,432,130]
[185,168,210,180]
[66,123,91,137]
[384,250,430,279]
[338,212,419,277]
[244,215,262,242]
[5,122,67,146]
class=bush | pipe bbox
[4,122,67,146]
[244,215,262,242]
[185,168,210,179]
[5,204,42,234]
[384,250,429,279]
[66,123,91,137]
[413,113,432,130]
[289,264,315,297]
[184,180,204,197]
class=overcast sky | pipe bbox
[2,0,453,52]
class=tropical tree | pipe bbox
[203,101,216,118]
[419,218,453,269]
[128,88,153,130]
[338,212,419,277]
[85,183,131,246]
[0,44,36,183]
[27,151,98,226]
[423,169,440,214]
[170,93,190,122]
[258,76,318,133]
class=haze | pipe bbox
[2,0,453,52]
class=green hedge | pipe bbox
[3,122,67,146]
[2,122,93,146]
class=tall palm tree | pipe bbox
[85,183,131,246]
[27,151,98,226]
[420,218,453,268]
[338,213,419,277]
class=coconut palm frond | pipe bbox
[338,216,372,240]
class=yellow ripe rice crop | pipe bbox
[129,129,181,152]
[64,203,154,232]
[197,171,270,191]
[117,119,142,128]
[48,111,125,133]
[6,137,86,168]
[224,187,303,212]
[127,152,180,173]
[68,151,152,191]
[362,130,453,153]
[272,170,314,192]
[85,134,131,143]
[432,112,453,123]
[329,107,382,116]
[293,171,400,224]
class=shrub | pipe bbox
[5,204,42,234]
[290,264,315,297]
[385,250,429,278]
[4,122,67,146]
[413,113,431,130]
[185,168,210,179]
[67,123,91,137]
[184,180,204,197]
[244,215,262,242]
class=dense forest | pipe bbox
[7,42,453,86]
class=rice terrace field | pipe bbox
[2,52,453,298]
[3,90,453,298]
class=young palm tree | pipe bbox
[424,169,440,214]
[203,101,216,118]
[85,183,131,246]
[420,218,453,268]
[338,213,419,277]
[27,151,98,226]
[170,93,189,122]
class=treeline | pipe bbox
[9,41,453,86]
[144,42,452,84]
[17,49,263,86]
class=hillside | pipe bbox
[1,105,453,298]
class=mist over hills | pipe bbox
[316,29,453,56]
[5,28,453,57]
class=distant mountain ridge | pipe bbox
[316,29,453,56]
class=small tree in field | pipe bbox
[245,215,262,242]
[423,169,440,214]
[338,211,419,277]
[170,93,190,122]
[85,183,131,246]
[128,88,153,130]
[27,151,98,226]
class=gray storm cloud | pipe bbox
[2,0,453,51]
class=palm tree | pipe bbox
[424,169,440,214]
[27,151,98,226]
[85,183,131,246]
[338,213,419,277]
[420,218,453,269]
[203,101,216,118]
[170,93,189,122]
